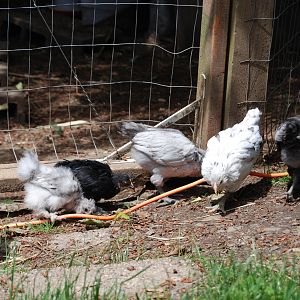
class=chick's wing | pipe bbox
[132,130,200,167]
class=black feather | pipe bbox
[275,116,300,201]
[55,160,130,201]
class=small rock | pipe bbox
[261,227,281,233]
[227,226,241,233]
[200,215,223,222]
[287,248,300,253]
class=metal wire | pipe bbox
[0,0,202,163]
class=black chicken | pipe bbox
[275,116,300,201]
[55,159,132,202]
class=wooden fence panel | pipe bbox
[193,0,231,148]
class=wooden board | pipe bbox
[193,0,231,148]
[223,0,275,128]
[0,159,142,180]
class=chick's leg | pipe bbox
[207,193,229,214]
[157,187,178,205]
[287,168,300,202]
[36,210,58,222]
[150,174,179,206]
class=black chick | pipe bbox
[275,116,300,201]
[55,159,131,202]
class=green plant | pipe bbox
[27,222,56,233]
[182,255,300,300]
[52,124,64,136]
[1,199,14,204]
[272,176,291,186]
[114,212,130,220]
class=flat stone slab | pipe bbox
[1,257,201,299]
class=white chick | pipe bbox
[120,122,205,205]
[201,108,263,213]
[17,151,96,221]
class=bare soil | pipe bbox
[2,136,300,289]
[0,167,299,298]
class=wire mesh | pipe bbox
[265,0,300,156]
[0,0,202,164]
[230,0,300,160]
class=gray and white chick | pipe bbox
[201,108,263,213]
[17,151,96,221]
[120,122,205,205]
[275,116,300,201]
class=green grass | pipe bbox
[1,199,14,204]
[3,252,299,300]
[272,176,291,186]
[27,222,57,233]
[1,231,299,300]
[183,255,300,300]
[11,276,126,300]
[105,234,130,264]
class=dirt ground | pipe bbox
[0,165,299,297]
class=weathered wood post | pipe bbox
[193,0,231,148]
[223,0,275,127]
[194,0,275,147]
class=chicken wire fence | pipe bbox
[0,0,202,164]
[0,0,299,166]
[264,0,300,156]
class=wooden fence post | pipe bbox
[193,0,231,148]
[223,0,275,128]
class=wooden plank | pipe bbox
[193,0,231,148]
[223,0,275,128]
[0,160,142,181]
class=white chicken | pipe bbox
[120,122,206,204]
[17,151,96,221]
[201,108,263,213]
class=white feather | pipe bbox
[17,151,96,218]
[16,151,40,181]
[121,123,205,188]
[202,108,262,193]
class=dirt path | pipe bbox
[0,171,299,298]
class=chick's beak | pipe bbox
[213,183,218,194]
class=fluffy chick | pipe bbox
[17,151,96,221]
[54,159,132,202]
[120,122,205,204]
[202,108,263,213]
[275,116,300,201]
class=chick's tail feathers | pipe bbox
[243,108,262,127]
[17,151,40,182]
[112,173,132,188]
[120,121,152,138]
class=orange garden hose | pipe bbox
[249,171,289,178]
[0,171,289,230]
